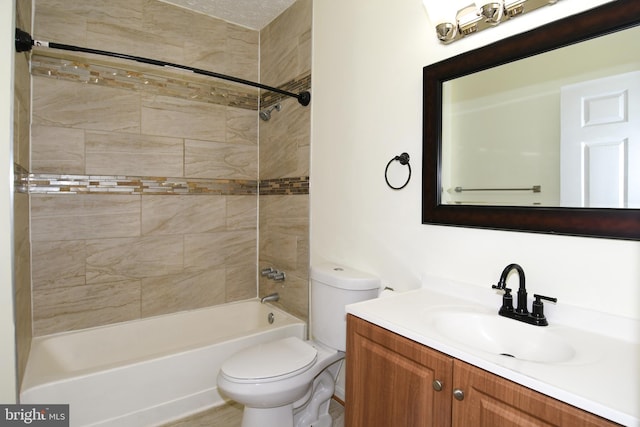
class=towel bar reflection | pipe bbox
[454,185,541,193]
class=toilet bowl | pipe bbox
[217,263,380,427]
[217,337,344,427]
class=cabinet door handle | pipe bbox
[453,388,465,401]
[432,380,443,391]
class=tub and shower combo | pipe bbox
[20,301,305,426]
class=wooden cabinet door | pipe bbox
[452,360,621,427]
[346,315,453,427]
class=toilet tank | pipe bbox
[310,263,380,352]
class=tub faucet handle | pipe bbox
[271,271,286,281]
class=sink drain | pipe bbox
[500,353,515,358]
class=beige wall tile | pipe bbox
[141,95,226,140]
[142,195,227,236]
[259,271,308,322]
[33,77,141,133]
[259,194,309,319]
[185,139,257,179]
[14,195,31,287]
[260,0,312,86]
[86,235,183,284]
[32,125,85,174]
[226,263,257,302]
[88,21,185,66]
[141,268,226,317]
[86,131,183,176]
[33,0,88,44]
[227,107,258,146]
[226,24,260,83]
[14,193,32,381]
[185,230,256,270]
[16,0,32,32]
[31,194,141,241]
[259,232,299,271]
[33,280,141,336]
[259,97,310,179]
[13,96,29,172]
[260,195,309,235]
[14,52,30,169]
[32,240,86,289]
[259,135,298,180]
[226,196,257,230]
[180,10,229,72]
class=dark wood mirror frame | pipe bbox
[422,0,640,240]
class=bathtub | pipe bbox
[20,301,306,427]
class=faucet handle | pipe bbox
[533,294,557,304]
[491,280,507,290]
[530,294,557,325]
[498,287,514,315]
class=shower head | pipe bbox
[259,103,282,121]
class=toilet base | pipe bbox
[242,404,293,427]
[240,364,342,427]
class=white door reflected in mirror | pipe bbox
[560,71,640,208]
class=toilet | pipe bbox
[217,263,380,427]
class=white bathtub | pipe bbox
[20,301,306,427]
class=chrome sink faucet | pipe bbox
[492,263,557,326]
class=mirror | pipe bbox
[422,1,640,240]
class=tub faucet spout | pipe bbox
[260,292,280,304]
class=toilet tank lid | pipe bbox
[311,263,380,291]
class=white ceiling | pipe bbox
[159,0,298,30]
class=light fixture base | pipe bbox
[435,22,457,43]
[480,2,504,25]
[431,0,561,44]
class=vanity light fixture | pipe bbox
[421,1,460,43]
[423,0,562,44]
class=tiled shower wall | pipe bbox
[258,0,312,322]
[259,0,313,319]
[14,0,33,385]
[28,0,311,336]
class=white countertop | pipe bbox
[346,276,640,427]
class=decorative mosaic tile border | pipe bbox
[31,52,311,111]
[19,171,310,196]
[27,173,257,195]
[259,177,309,195]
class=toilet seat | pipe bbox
[221,337,318,382]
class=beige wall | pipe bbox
[258,0,312,322]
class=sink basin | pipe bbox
[424,307,577,363]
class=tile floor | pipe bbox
[162,399,345,427]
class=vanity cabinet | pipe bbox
[345,315,621,427]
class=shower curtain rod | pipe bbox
[14,28,311,106]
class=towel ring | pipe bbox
[385,152,411,190]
